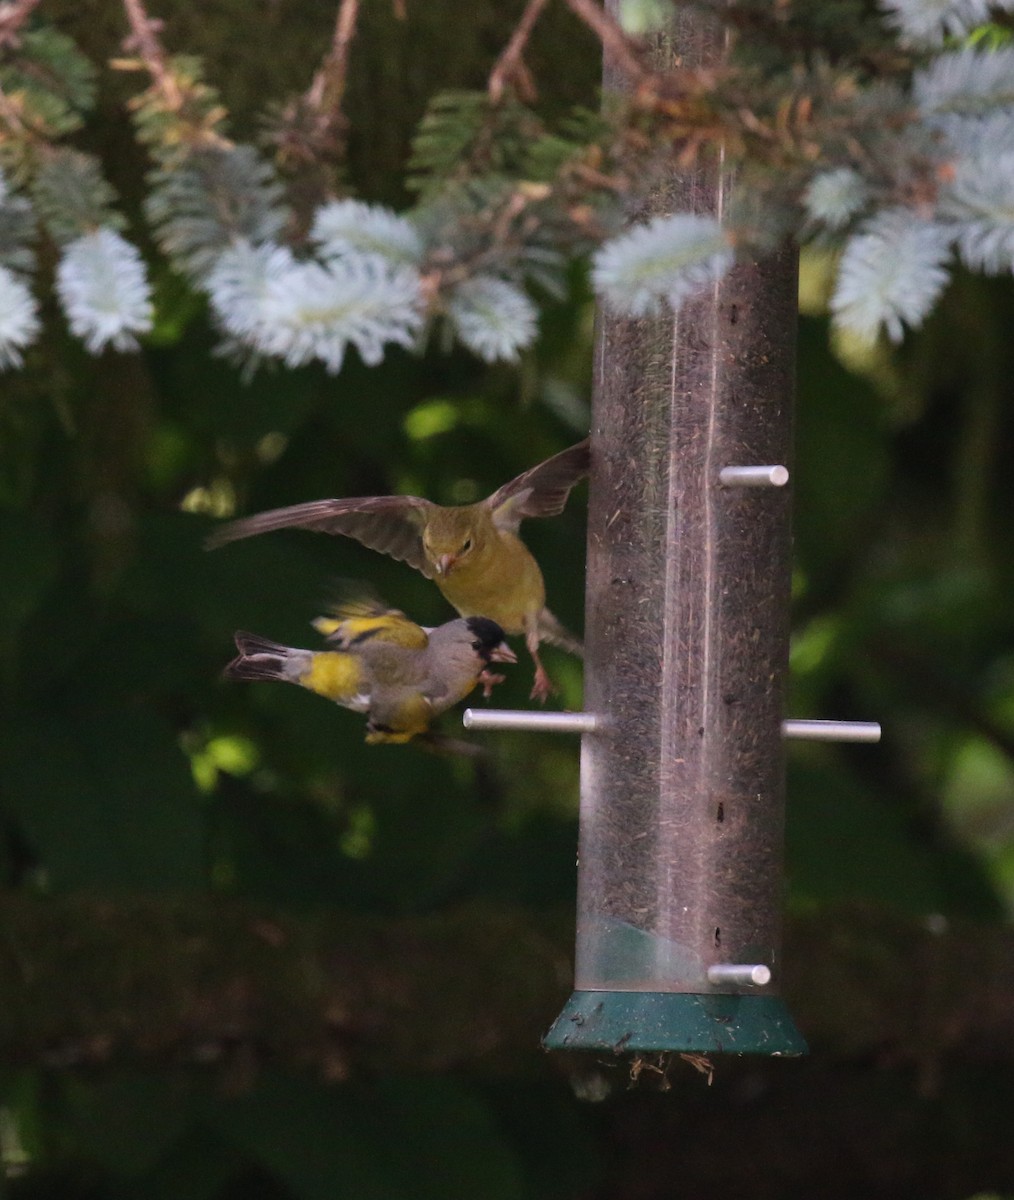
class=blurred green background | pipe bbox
[1,2,1013,1197]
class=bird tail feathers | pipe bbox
[538,610,584,659]
[224,632,293,682]
[415,731,489,758]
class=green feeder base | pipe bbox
[543,990,808,1056]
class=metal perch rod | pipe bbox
[462,709,600,733]
[782,719,881,742]
[464,710,879,741]
[719,465,789,487]
[707,964,771,987]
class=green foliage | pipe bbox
[407,90,603,195]
[1,1069,571,1199]
[0,27,96,148]
[30,149,125,241]
[129,55,228,161]
[523,107,607,182]
[407,91,533,196]
[406,93,607,299]
[0,187,37,273]
[144,146,288,277]
[0,3,1012,1199]
[0,704,205,891]
[17,28,97,114]
[0,510,58,657]
[205,1074,525,1200]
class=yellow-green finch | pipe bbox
[209,438,589,701]
[224,601,516,748]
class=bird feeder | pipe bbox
[466,3,879,1057]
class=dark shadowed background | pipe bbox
[1,3,1013,1197]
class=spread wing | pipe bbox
[486,437,590,532]
[206,495,437,576]
[313,593,430,651]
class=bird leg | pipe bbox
[478,669,506,698]
[526,628,555,703]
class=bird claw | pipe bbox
[479,669,506,699]
[529,664,555,704]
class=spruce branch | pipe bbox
[312,198,423,266]
[831,208,953,343]
[445,274,538,362]
[266,0,362,219]
[488,0,550,104]
[0,262,38,366]
[117,1,228,155]
[31,148,126,242]
[55,226,153,353]
[144,145,287,276]
[914,44,1014,118]
[0,27,99,162]
[592,211,734,317]
[415,178,568,296]
[206,240,424,373]
[881,0,1014,47]
[120,0,183,114]
[562,0,649,84]
[0,0,43,50]
[304,0,360,127]
[803,167,871,233]
[0,0,1011,370]
[938,136,1014,274]
[0,78,26,140]
[0,167,35,271]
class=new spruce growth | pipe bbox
[1,0,1014,366]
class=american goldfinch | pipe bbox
[208,438,589,701]
[223,600,516,748]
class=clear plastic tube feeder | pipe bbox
[542,240,807,1055]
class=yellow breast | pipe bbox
[365,694,433,743]
[436,530,545,634]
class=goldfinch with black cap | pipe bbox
[224,601,515,748]
[209,439,589,701]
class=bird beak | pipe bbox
[489,644,517,664]
[435,553,456,576]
